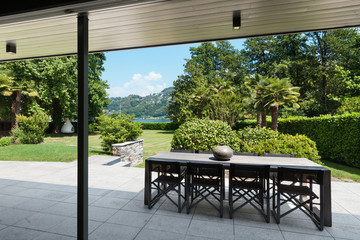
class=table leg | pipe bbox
[144,160,149,205]
[323,169,332,227]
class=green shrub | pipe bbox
[237,127,321,163]
[141,122,179,130]
[12,112,50,144]
[97,114,143,152]
[88,122,98,133]
[0,136,11,147]
[277,113,360,168]
[237,127,280,145]
[171,119,241,151]
[337,96,360,114]
[235,119,258,130]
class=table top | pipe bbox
[146,152,329,171]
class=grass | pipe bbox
[1,129,359,183]
[0,130,173,163]
[135,130,174,168]
[321,160,360,182]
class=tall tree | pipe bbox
[255,77,300,131]
[168,41,246,126]
[0,63,38,129]
[242,36,276,76]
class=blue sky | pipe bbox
[103,39,246,98]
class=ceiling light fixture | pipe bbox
[233,10,241,30]
[6,42,16,54]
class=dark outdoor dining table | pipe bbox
[144,152,332,226]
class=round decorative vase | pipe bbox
[213,143,233,161]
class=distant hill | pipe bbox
[106,87,173,118]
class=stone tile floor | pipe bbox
[0,156,359,240]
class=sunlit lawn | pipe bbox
[0,130,173,163]
[0,129,359,182]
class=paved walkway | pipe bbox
[0,156,359,240]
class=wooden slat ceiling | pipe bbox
[0,0,359,61]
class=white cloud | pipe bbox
[107,72,166,97]
[144,72,162,81]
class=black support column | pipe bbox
[77,12,89,240]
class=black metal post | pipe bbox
[77,12,89,240]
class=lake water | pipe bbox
[134,118,171,123]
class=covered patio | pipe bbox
[0,157,359,240]
[1,0,360,239]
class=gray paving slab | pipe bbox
[88,206,119,222]
[0,194,29,208]
[135,228,185,240]
[107,209,152,228]
[89,222,141,240]
[233,212,280,230]
[145,214,191,234]
[41,202,77,217]
[234,225,284,240]
[155,202,194,219]
[325,223,360,240]
[33,232,76,240]
[0,208,35,225]
[91,196,130,209]
[187,219,234,240]
[47,217,102,237]
[13,198,57,212]
[278,217,332,237]
[14,212,69,231]
[122,199,160,214]
[0,226,44,240]
[282,231,335,240]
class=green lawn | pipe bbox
[1,129,359,182]
[0,130,173,163]
[321,160,360,182]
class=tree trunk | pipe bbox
[10,90,21,129]
[261,112,267,128]
[271,106,279,131]
[256,113,261,128]
[52,98,63,134]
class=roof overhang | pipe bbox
[1,0,360,61]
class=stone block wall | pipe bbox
[112,139,143,167]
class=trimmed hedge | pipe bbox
[171,119,242,151]
[236,113,360,168]
[141,122,179,130]
[237,127,321,163]
[277,113,360,168]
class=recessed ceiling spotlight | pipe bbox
[6,41,16,54]
[233,10,241,30]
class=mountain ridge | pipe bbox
[106,87,173,118]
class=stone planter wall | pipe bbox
[112,139,143,167]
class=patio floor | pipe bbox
[0,156,359,240]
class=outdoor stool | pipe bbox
[186,162,225,217]
[229,163,270,222]
[147,160,186,212]
[273,167,324,230]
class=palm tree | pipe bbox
[255,77,300,131]
[245,73,268,128]
[0,70,38,129]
